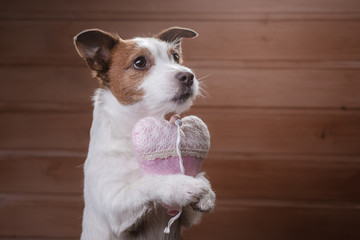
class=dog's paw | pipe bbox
[160,174,209,207]
[190,173,216,213]
[191,188,215,213]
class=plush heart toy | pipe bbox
[132,115,210,233]
[132,115,210,176]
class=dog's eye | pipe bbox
[173,53,180,63]
[133,56,147,69]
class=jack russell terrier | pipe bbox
[74,27,216,240]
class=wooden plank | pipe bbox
[189,59,360,70]
[184,199,360,240]
[205,153,360,201]
[1,194,359,239]
[194,108,360,154]
[2,12,360,22]
[0,194,82,238]
[195,68,360,108]
[0,239,77,240]
[0,112,92,150]
[1,66,360,109]
[1,0,360,20]
[1,109,359,154]
[1,153,359,202]
[1,20,360,66]
[0,67,96,106]
[0,155,83,194]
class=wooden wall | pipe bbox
[1,0,360,239]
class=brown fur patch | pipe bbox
[107,40,155,105]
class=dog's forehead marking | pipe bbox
[133,37,171,62]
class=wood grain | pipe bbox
[194,68,360,109]
[1,0,360,20]
[0,67,96,107]
[1,109,359,154]
[1,194,359,239]
[0,239,77,240]
[0,194,82,238]
[1,153,359,202]
[193,108,360,155]
[0,154,84,194]
[184,199,360,240]
[1,0,360,239]
[1,66,360,109]
[206,153,360,201]
[0,112,92,150]
[1,20,360,66]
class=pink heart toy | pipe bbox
[132,115,210,233]
[132,116,210,177]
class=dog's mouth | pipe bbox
[172,87,193,104]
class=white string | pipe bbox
[175,119,185,175]
[164,119,184,234]
[163,208,182,234]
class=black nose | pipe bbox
[176,72,194,87]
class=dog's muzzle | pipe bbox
[172,71,195,104]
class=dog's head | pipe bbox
[74,27,199,115]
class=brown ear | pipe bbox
[74,29,118,72]
[156,27,198,45]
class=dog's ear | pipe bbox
[74,29,119,72]
[156,27,198,47]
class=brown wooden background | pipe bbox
[1,0,360,239]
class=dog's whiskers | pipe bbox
[196,74,212,99]
[196,73,212,82]
[198,84,210,99]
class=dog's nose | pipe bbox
[176,72,194,87]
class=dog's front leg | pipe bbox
[180,172,216,228]
[100,173,213,236]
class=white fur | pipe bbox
[81,37,215,240]
[134,38,199,115]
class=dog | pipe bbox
[74,27,216,240]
